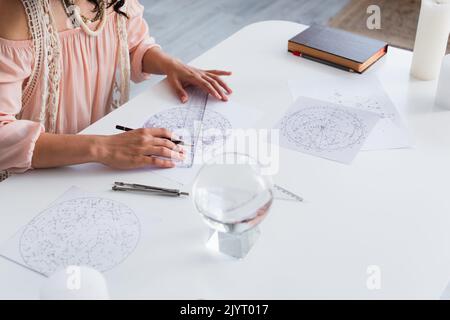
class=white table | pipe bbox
[2,21,450,299]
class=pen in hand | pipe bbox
[115,125,185,145]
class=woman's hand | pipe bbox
[94,128,185,169]
[165,60,233,103]
[142,47,233,103]
[32,129,185,170]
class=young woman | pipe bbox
[0,0,232,178]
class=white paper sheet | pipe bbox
[0,187,154,277]
[288,73,411,151]
[146,98,263,185]
[274,96,380,164]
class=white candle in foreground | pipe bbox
[435,54,450,109]
[411,0,450,80]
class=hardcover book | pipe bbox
[288,24,388,73]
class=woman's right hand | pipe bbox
[94,128,185,169]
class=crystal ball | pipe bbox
[192,153,274,235]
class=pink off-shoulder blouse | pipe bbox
[0,0,159,173]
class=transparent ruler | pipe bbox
[273,184,304,203]
[180,87,209,168]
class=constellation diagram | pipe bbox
[275,96,380,164]
[19,197,140,276]
[288,76,408,151]
[280,106,367,152]
[144,107,231,167]
[328,91,395,120]
[144,107,231,148]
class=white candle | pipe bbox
[435,54,450,109]
[411,0,450,80]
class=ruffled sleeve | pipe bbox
[0,40,44,173]
[127,0,161,83]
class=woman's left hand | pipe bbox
[165,60,233,103]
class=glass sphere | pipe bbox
[192,153,274,235]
